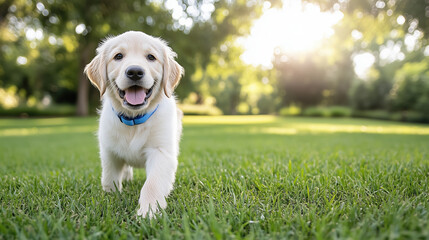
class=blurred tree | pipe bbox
[195,41,274,114]
[349,80,371,110]
[274,52,330,108]
[304,0,428,112]
[330,53,355,105]
[389,60,429,114]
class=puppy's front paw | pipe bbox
[102,180,122,192]
[102,184,115,192]
[137,193,167,218]
[137,204,155,218]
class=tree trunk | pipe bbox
[76,42,95,116]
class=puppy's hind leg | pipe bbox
[101,149,125,192]
[122,165,133,182]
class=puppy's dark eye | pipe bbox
[114,53,123,60]
[147,54,156,61]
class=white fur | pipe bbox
[84,31,183,218]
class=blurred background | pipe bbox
[0,0,428,122]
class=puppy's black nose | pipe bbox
[125,66,144,81]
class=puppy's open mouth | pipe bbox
[118,86,153,107]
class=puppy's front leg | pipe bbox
[101,149,125,192]
[137,148,177,218]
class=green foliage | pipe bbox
[349,80,376,110]
[389,61,429,114]
[352,110,429,123]
[195,43,276,115]
[328,106,352,117]
[1,116,429,238]
[274,53,330,107]
[304,0,428,116]
[302,107,326,117]
[279,105,301,116]
[302,106,352,118]
[349,66,398,111]
[311,0,429,40]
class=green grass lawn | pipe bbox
[1,116,429,239]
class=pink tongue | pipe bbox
[124,87,146,105]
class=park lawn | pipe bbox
[0,115,429,239]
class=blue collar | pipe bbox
[113,104,159,126]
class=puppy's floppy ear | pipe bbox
[162,46,184,98]
[84,46,107,97]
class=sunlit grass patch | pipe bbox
[0,117,97,136]
[183,115,278,125]
[184,115,429,135]
[259,123,429,135]
[0,125,97,137]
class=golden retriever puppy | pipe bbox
[84,31,183,218]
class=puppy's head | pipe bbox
[84,31,183,115]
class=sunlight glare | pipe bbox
[240,0,344,67]
[353,52,375,79]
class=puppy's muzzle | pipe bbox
[117,65,153,108]
[126,66,145,81]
